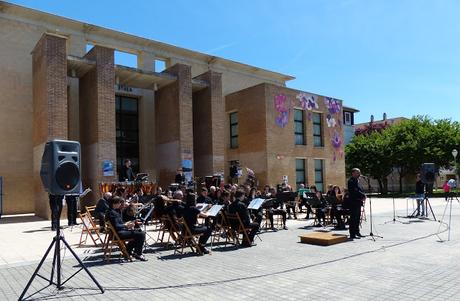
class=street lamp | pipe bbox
[453,149,458,181]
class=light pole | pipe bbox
[449,149,458,241]
[452,149,458,182]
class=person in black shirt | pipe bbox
[181,193,212,254]
[94,192,112,232]
[175,168,185,185]
[228,189,260,247]
[415,173,425,217]
[347,168,366,239]
[196,187,213,204]
[106,196,147,261]
[119,159,135,182]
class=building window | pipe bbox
[314,159,324,192]
[294,109,305,145]
[116,95,139,174]
[344,111,352,126]
[295,159,306,189]
[229,112,238,149]
[313,112,323,147]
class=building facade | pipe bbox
[0,1,346,218]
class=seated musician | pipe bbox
[228,189,260,247]
[164,190,185,218]
[327,185,342,226]
[266,187,287,230]
[122,203,140,227]
[182,193,212,255]
[94,192,111,232]
[106,196,147,261]
[279,184,297,219]
[246,187,264,224]
[297,184,311,214]
[196,187,213,204]
[335,188,350,230]
[309,187,327,226]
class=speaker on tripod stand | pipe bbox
[19,140,104,300]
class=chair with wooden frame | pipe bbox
[85,205,97,219]
[211,211,236,247]
[78,212,104,247]
[172,217,203,255]
[224,212,253,247]
[103,221,133,262]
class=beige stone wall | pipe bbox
[0,17,44,214]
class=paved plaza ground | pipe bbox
[1,197,460,300]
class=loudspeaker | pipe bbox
[421,163,436,185]
[40,140,81,195]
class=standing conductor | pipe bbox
[347,168,366,239]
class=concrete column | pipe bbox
[155,63,193,187]
[79,46,116,206]
[137,52,156,179]
[192,70,225,178]
[32,33,68,219]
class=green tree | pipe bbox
[345,131,393,194]
[346,116,460,193]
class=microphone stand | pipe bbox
[384,172,406,224]
[362,176,382,241]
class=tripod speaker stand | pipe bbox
[18,197,104,301]
[436,188,460,242]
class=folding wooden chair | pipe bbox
[103,222,133,262]
[211,211,234,247]
[172,217,203,255]
[78,212,104,247]
[225,212,253,247]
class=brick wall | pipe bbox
[32,33,68,218]
[225,84,268,185]
[155,64,193,187]
[192,70,224,178]
[79,46,116,206]
[225,83,346,190]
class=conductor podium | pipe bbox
[299,232,348,246]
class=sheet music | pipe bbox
[248,198,265,210]
[196,203,211,212]
[205,205,223,217]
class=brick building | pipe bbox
[0,1,346,218]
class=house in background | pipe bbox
[342,106,359,145]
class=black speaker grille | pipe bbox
[55,162,80,191]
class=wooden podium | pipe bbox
[299,232,348,246]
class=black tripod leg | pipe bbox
[60,237,104,293]
[426,199,437,221]
[49,237,58,285]
[18,238,56,301]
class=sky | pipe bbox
[9,0,460,123]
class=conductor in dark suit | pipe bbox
[119,159,135,182]
[347,168,366,239]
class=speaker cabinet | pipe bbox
[421,163,436,185]
[40,140,81,195]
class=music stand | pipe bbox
[361,177,383,241]
[384,173,407,224]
